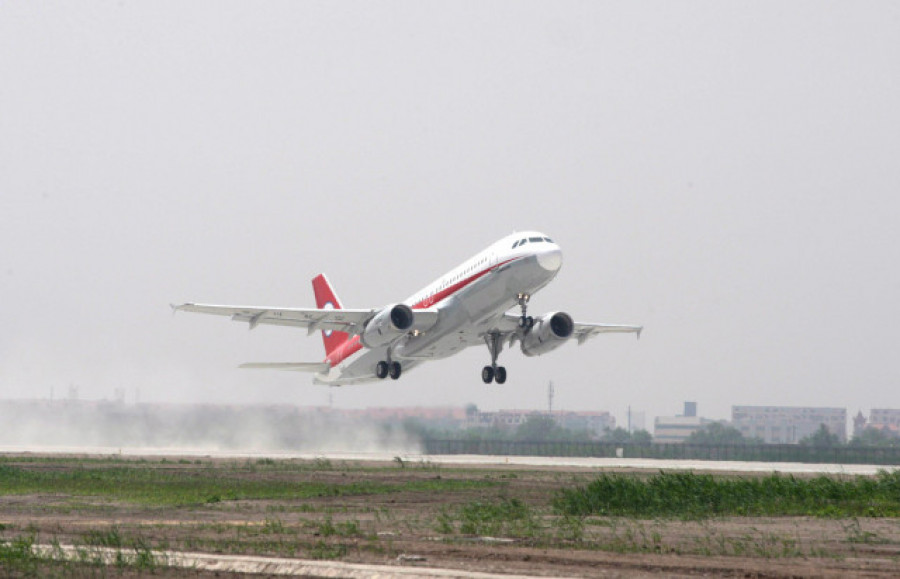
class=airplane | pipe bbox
[172,231,642,385]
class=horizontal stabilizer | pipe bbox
[239,362,330,373]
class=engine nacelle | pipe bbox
[361,304,415,348]
[520,312,575,357]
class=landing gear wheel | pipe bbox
[389,361,402,380]
[516,293,533,328]
[482,331,505,385]
[375,361,389,379]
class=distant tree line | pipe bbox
[400,414,652,444]
[683,422,900,448]
[399,409,900,448]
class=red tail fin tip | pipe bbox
[312,274,349,357]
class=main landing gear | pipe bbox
[375,359,402,380]
[482,331,507,384]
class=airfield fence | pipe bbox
[422,439,900,465]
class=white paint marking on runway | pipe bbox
[34,544,572,578]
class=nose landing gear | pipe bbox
[517,293,534,329]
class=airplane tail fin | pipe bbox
[312,274,350,357]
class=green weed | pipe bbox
[451,498,539,538]
[308,540,347,560]
[555,470,900,518]
[0,535,39,575]
[85,527,123,548]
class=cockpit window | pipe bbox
[528,236,542,243]
[512,240,519,248]
[543,237,553,243]
[519,238,526,245]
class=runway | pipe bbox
[2,445,896,475]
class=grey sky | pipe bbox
[2,2,899,427]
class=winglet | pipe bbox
[636,327,643,340]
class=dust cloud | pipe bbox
[0,400,423,455]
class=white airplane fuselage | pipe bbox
[317,231,562,384]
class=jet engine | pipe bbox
[361,304,415,348]
[520,312,574,357]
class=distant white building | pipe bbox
[653,415,713,443]
[653,402,712,443]
[731,406,847,443]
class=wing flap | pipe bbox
[239,362,331,372]
[172,303,374,333]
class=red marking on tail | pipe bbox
[312,274,350,358]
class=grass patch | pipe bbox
[554,470,900,518]
[0,461,493,507]
[437,498,539,538]
[0,535,40,575]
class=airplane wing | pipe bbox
[498,313,642,344]
[570,323,643,345]
[239,362,331,372]
[172,303,441,337]
[171,303,375,335]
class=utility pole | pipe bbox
[547,381,555,416]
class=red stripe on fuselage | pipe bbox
[324,257,521,368]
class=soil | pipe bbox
[2,455,899,577]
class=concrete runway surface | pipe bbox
[2,445,896,475]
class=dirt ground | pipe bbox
[2,455,900,577]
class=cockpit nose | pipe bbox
[537,245,563,272]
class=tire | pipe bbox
[389,361,402,380]
[494,366,507,384]
[482,365,494,384]
[375,361,389,379]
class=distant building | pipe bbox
[467,409,615,437]
[467,409,536,429]
[868,409,900,435]
[731,406,847,443]
[653,415,713,443]
[553,411,615,436]
[653,401,712,443]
